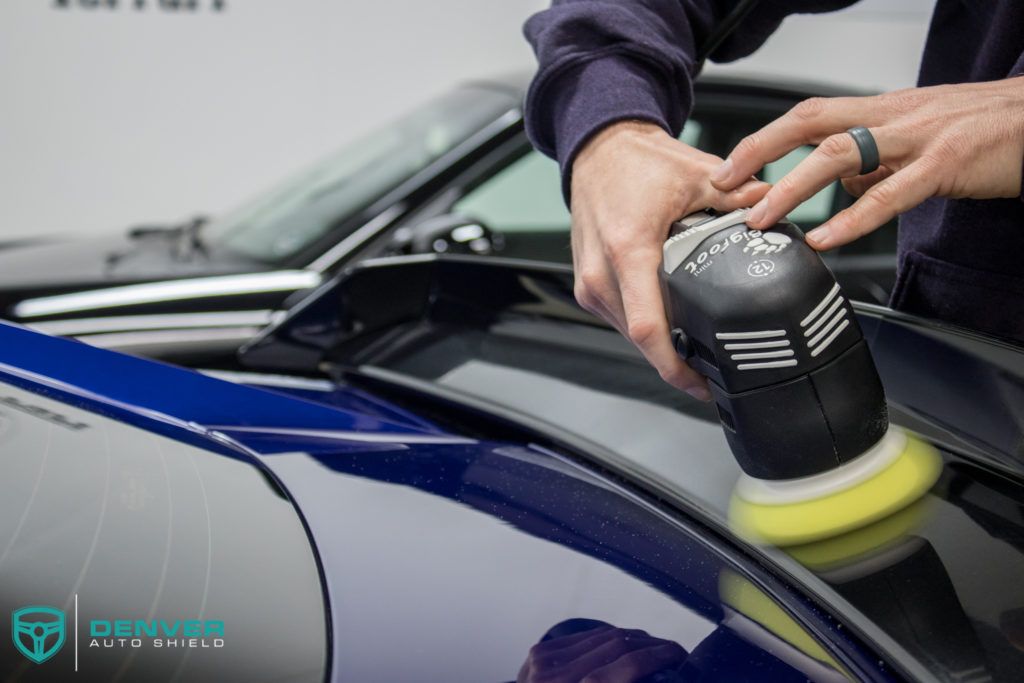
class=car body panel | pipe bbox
[0,320,888,681]
[0,369,329,682]
[268,441,856,682]
[240,254,1024,682]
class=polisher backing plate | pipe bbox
[728,431,941,546]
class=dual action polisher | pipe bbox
[661,210,940,546]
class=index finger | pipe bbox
[806,160,937,250]
[711,96,883,190]
[746,128,904,229]
[613,247,711,400]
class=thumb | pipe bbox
[706,178,771,213]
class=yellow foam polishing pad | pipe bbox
[785,497,932,572]
[729,433,942,547]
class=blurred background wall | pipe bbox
[1,0,932,240]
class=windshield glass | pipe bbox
[202,86,515,264]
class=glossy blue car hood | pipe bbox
[0,321,879,682]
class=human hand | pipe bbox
[516,624,688,683]
[710,78,1024,250]
[570,121,770,399]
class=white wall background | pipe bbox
[0,0,933,240]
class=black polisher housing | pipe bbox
[661,211,888,480]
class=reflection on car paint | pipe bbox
[0,320,877,682]
[240,255,1024,681]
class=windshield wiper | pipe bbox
[177,216,210,259]
[127,215,205,239]
[124,215,210,261]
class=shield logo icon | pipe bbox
[12,606,65,664]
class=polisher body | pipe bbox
[662,209,889,482]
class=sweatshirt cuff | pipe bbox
[525,54,690,205]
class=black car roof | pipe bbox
[467,70,874,102]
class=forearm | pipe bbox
[522,0,861,200]
[522,1,709,166]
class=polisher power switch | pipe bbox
[662,210,888,480]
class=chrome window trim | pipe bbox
[13,271,321,319]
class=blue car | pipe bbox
[0,253,1022,682]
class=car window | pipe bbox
[452,121,843,264]
[202,86,516,264]
[454,151,569,235]
[678,119,704,148]
[453,121,705,242]
[761,146,837,226]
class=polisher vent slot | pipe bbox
[801,283,851,357]
[691,338,718,369]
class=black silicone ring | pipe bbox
[847,126,880,176]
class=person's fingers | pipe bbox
[531,625,614,656]
[705,177,772,214]
[687,146,731,167]
[539,629,651,667]
[569,216,585,274]
[582,642,689,683]
[556,630,659,677]
[521,628,619,681]
[578,273,626,335]
[588,293,628,339]
[597,269,628,337]
[613,246,710,400]
[842,165,894,197]
[573,239,628,335]
[805,160,938,250]
[745,127,903,229]
[711,95,884,190]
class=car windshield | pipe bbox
[201,86,516,264]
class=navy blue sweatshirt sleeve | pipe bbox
[523,0,859,201]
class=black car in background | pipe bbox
[3,74,895,364]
